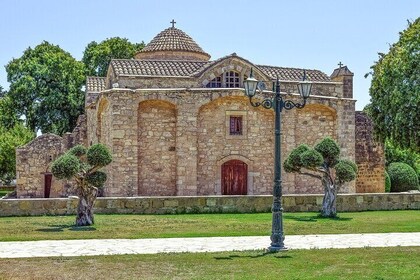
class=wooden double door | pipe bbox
[221,160,247,195]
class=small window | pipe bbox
[206,76,222,88]
[225,71,240,88]
[230,116,243,135]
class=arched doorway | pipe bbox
[221,160,247,195]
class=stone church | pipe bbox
[15,23,384,198]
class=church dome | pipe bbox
[135,24,211,61]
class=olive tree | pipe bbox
[52,144,112,226]
[284,137,357,217]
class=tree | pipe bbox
[51,144,112,226]
[284,137,357,217]
[384,141,420,177]
[6,41,86,135]
[366,18,420,152]
[0,95,19,129]
[82,37,144,76]
[0,85,5,98]
[0,123,35,185]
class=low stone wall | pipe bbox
[1,193,419,217]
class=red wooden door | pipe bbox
[44,173,52,198]
[221,160,247,195]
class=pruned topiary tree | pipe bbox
[284,137,357,217]
[51,144,112,226]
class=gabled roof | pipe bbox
[110,59,207,77]
[108,58,331,82]
[330,65,354,78]
[86,76,106,92]
[257,65,331,82]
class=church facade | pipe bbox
[15,23,384,198]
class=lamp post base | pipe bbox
[267,245,288,253]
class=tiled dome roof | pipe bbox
[136,27,210,61]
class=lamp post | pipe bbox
[243,68,312,252]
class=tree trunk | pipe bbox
[75,185,97,226]
[321,174,337,218]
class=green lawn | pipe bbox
[0,190,10,197]
[1,247,419,279]
[0,210,419,241]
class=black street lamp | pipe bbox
[243,68,312,252]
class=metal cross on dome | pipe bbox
[170,19,176,28]
[338,61,343,68]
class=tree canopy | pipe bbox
[5,41,86,135]
[367,18,420,152]
[284,137,357,217]
[0,123,35,184]
[82,37,144,77]
[51,143,112,226]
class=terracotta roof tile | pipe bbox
[111,59,207,77]
[139,27,210,57]
[257,65,331,82]
[86,76,106,92]
[109,59,331,82]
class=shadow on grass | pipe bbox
[214,251,293,260]
[36,224,96,232]
[284,215,352,222]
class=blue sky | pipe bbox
[0,0,418,110]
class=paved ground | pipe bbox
[1,232,420,258]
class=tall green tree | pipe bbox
[0,85,5,98]
[82,37,144,77]
[6,41,86,135]
[0,123,35,185]
[0,95,19,129]
[367,18,420,152]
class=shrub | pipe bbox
[300,149,323,168]
[384,170,391,192]
[86,171,107,188]
[314,137,340,166]
[335,161,356,183]
[68,145,87,157]
[51,154,80,180]
[388,162,419,192]
[87,144,112,167]
[288,144,310,167]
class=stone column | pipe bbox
[107,91,138,196]
[175,103,199,195]
[336,99,356,193]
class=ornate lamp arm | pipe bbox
[283,98,307,110]
[248,96,274,109]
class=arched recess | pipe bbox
[96,98,109,144]
[294,103,337,194]
[138,100,177,196]
[197,95,273,195]
[295,104,337,146]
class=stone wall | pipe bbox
[355,111,385,193]
[16,116,88,198]
[98,87,355,197]
[16,134,65,198]
[1,193,419,217]
[138,100,177,196]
